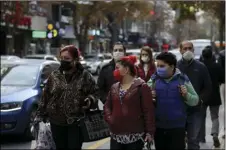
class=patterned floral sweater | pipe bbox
[36,68,99,125]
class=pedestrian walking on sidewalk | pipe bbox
[104,55,155,150]
[98,42,126,104]
[177,41,212,150]
[147,52,199,150]
[199,47,224,147]
[137,46,156,82]
[36,45,99,150]
[218,50,225,139]
[218,50,225,102]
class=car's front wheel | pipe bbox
[24,106,37,141]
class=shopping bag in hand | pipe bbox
[143,141,153,150]
[35,122,56,150]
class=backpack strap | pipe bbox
[178,73,189,85]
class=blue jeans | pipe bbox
[186,108,202,150]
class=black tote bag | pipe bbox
[79,109,110,142]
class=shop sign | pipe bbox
[32,31,46,38]
[0,2,31,29]
[2,13,32,27]
[0,14,31,29]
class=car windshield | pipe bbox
[1,65,39,86]
[24,56,44,59]
[192,42,211,56]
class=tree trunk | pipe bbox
[218,2,225,51]
[77,20,90,54]
[107,13,119,50]
[78,37,86,55]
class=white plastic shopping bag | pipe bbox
[35,122,56,150]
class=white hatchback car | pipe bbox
[85,53,112,75]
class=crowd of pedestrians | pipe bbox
[35,41,225,150]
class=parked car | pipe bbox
[215,40,225,50]
[24,54,58,61]
[1,55,20,61]
[84,53,112,75]
[1,59,60,140]
[79,55,88,69]
[190,39,218,60]
[169,49,182,61]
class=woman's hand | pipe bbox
[179,85,187,97]
[82,98,91,110]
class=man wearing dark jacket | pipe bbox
[199,47,224,147]
[97,42,126,104]
[177,41,212,150]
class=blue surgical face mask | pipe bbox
[157,67,168,78]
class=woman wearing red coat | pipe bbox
[104,55,155,150]
[137,46,156,82]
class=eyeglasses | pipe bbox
[183,47,193,50]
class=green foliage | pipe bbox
[73,1,152,26]
[168,1,199,23]
[168,1,225,25]
[169,1,225,48]
[72,1,152,51]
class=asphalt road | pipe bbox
[1,77,225,149]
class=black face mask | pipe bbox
[60,60,73,71]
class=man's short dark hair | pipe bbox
[113,42,126,52]
[156,52,177,67]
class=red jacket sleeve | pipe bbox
[141,83,155,135]
[104,91,112,124]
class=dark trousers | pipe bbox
[186,110,202,149]
[154,128,185,150]
[50,123,83,150]
[199,105,220,140]
[110,138,144,150]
